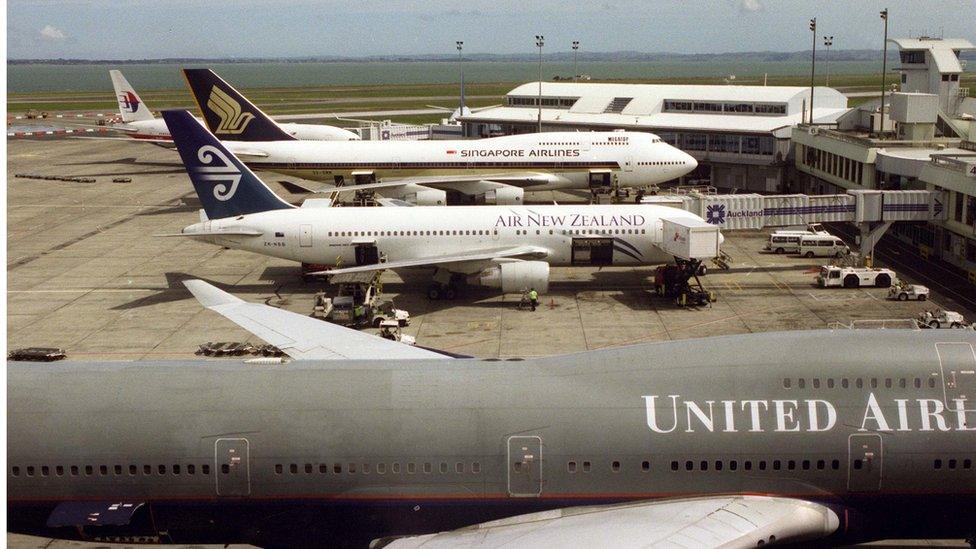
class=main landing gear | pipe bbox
[427,271,463,301]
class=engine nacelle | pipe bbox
[472,260,549,294]
[403,188,447,206]
[480,186,523,205]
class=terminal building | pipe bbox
[792,37,976,282]
[459,82,848,192]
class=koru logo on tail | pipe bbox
[194,145,241,201]
[119,92,140,113]
[207,86,255,134]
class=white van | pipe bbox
[765,233,803,254]
[798,235,850,258]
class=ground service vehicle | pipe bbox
[798,235,850,258]
[918,309,968,329]
[765,224,830,254]
[888,283,930,301]
[817,266,896,288]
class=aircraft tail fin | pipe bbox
[110,70,154,123]
[182,68,296,142]
[161,110,294,220]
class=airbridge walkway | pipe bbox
[640,189,947,259]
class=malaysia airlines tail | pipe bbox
[182,68,296,142]
[161,110,294,219]
[110,70,155,123]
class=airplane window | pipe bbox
[802,460,810,470]
[934,459,943,469]
[949,459,957,469]
[27,466,35,477]
[202,464,211,475]
[363,463,371,474]
[290,464,298,474]
[899,379,906,388]
[964,459,972,469]
[536,230,540,235]
[772,460,781,471]
[472,462,481,474]
[827,379,835,389]
[173,465,181,475]
[305,464,313,474]
[715,461,723,471]
[854,459,864,470]
[378,463,387,474]
[744,461,752,471]
[700,461,708,471]
[42,466,50,477]
[671,461,679,471]
[685,461,693,471]
[392,462,401,474]
[11,466,19,477]
[143,465,151,475]
[157,465,166,475]
[787,460,796,470]
[842,378,849,389]
[568,461,578,473]
[71,466,79,476]
[407,463,415,474]
[348,463,357,474]
[730,460,738,471]
[642,461,651,472]
[928,378,936,388]
[611,461,621,472]
[783,379,791,388]
[856,379,863,389]
[582,461,591,472]
[319,464,327,474]
[275,464,283,474]
[424,462,432,474]
[798,379,806,389]
[440,462,448,474]
[57,466,65,476]
[871,378,878,389]
[885,379,892,389]
[221,464,230,474]
[456,463,464,474]
[331,463,341,474]
[812,379,821,389]
[100,465,108,475]
[549,230,553,235]
[758,461,767,471]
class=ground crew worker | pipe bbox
[528,288,539,311]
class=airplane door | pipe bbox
[936,343,976,412]
[848,434,882,492]
[624,155,634,172]
[300,224,312,247]
[507,436,542,497]
[215,438,250,497]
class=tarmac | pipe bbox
[6,134,975,548]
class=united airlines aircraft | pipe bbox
[182,69,697,205]
[159,110,715,299]
[7,279,976,547]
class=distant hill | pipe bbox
[10,49,975,65]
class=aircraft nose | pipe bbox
[680,151,698,173]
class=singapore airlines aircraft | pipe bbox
[103,70,360,142]
[183,69,697,205]
[160,110,717,299]
[7,279,976,547]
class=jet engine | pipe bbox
[472,260,549,294]
[480,186,524,205]
[403,188,447,206]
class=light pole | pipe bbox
[879,8,889,137]
[536,35,545,132]
[809,18,817,124]
[572,40,580,83]
[456,41,464,120]
[823,35,833,87]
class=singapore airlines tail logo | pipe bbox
[207,86,255,134]
[194,145,241,201]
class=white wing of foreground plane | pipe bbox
[312,245,549,276]
[381,496,839,548]
[183,280,447,360]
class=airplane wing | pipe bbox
[380,496,839,548]
[322,173,562,194]
[183,280,447,360]
[312,245,549,276]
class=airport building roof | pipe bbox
[460,82,849,137]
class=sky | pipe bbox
[7,0,976,59]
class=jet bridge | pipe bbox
[641,189,948,259]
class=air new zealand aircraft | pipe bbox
[7,280,976,548]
